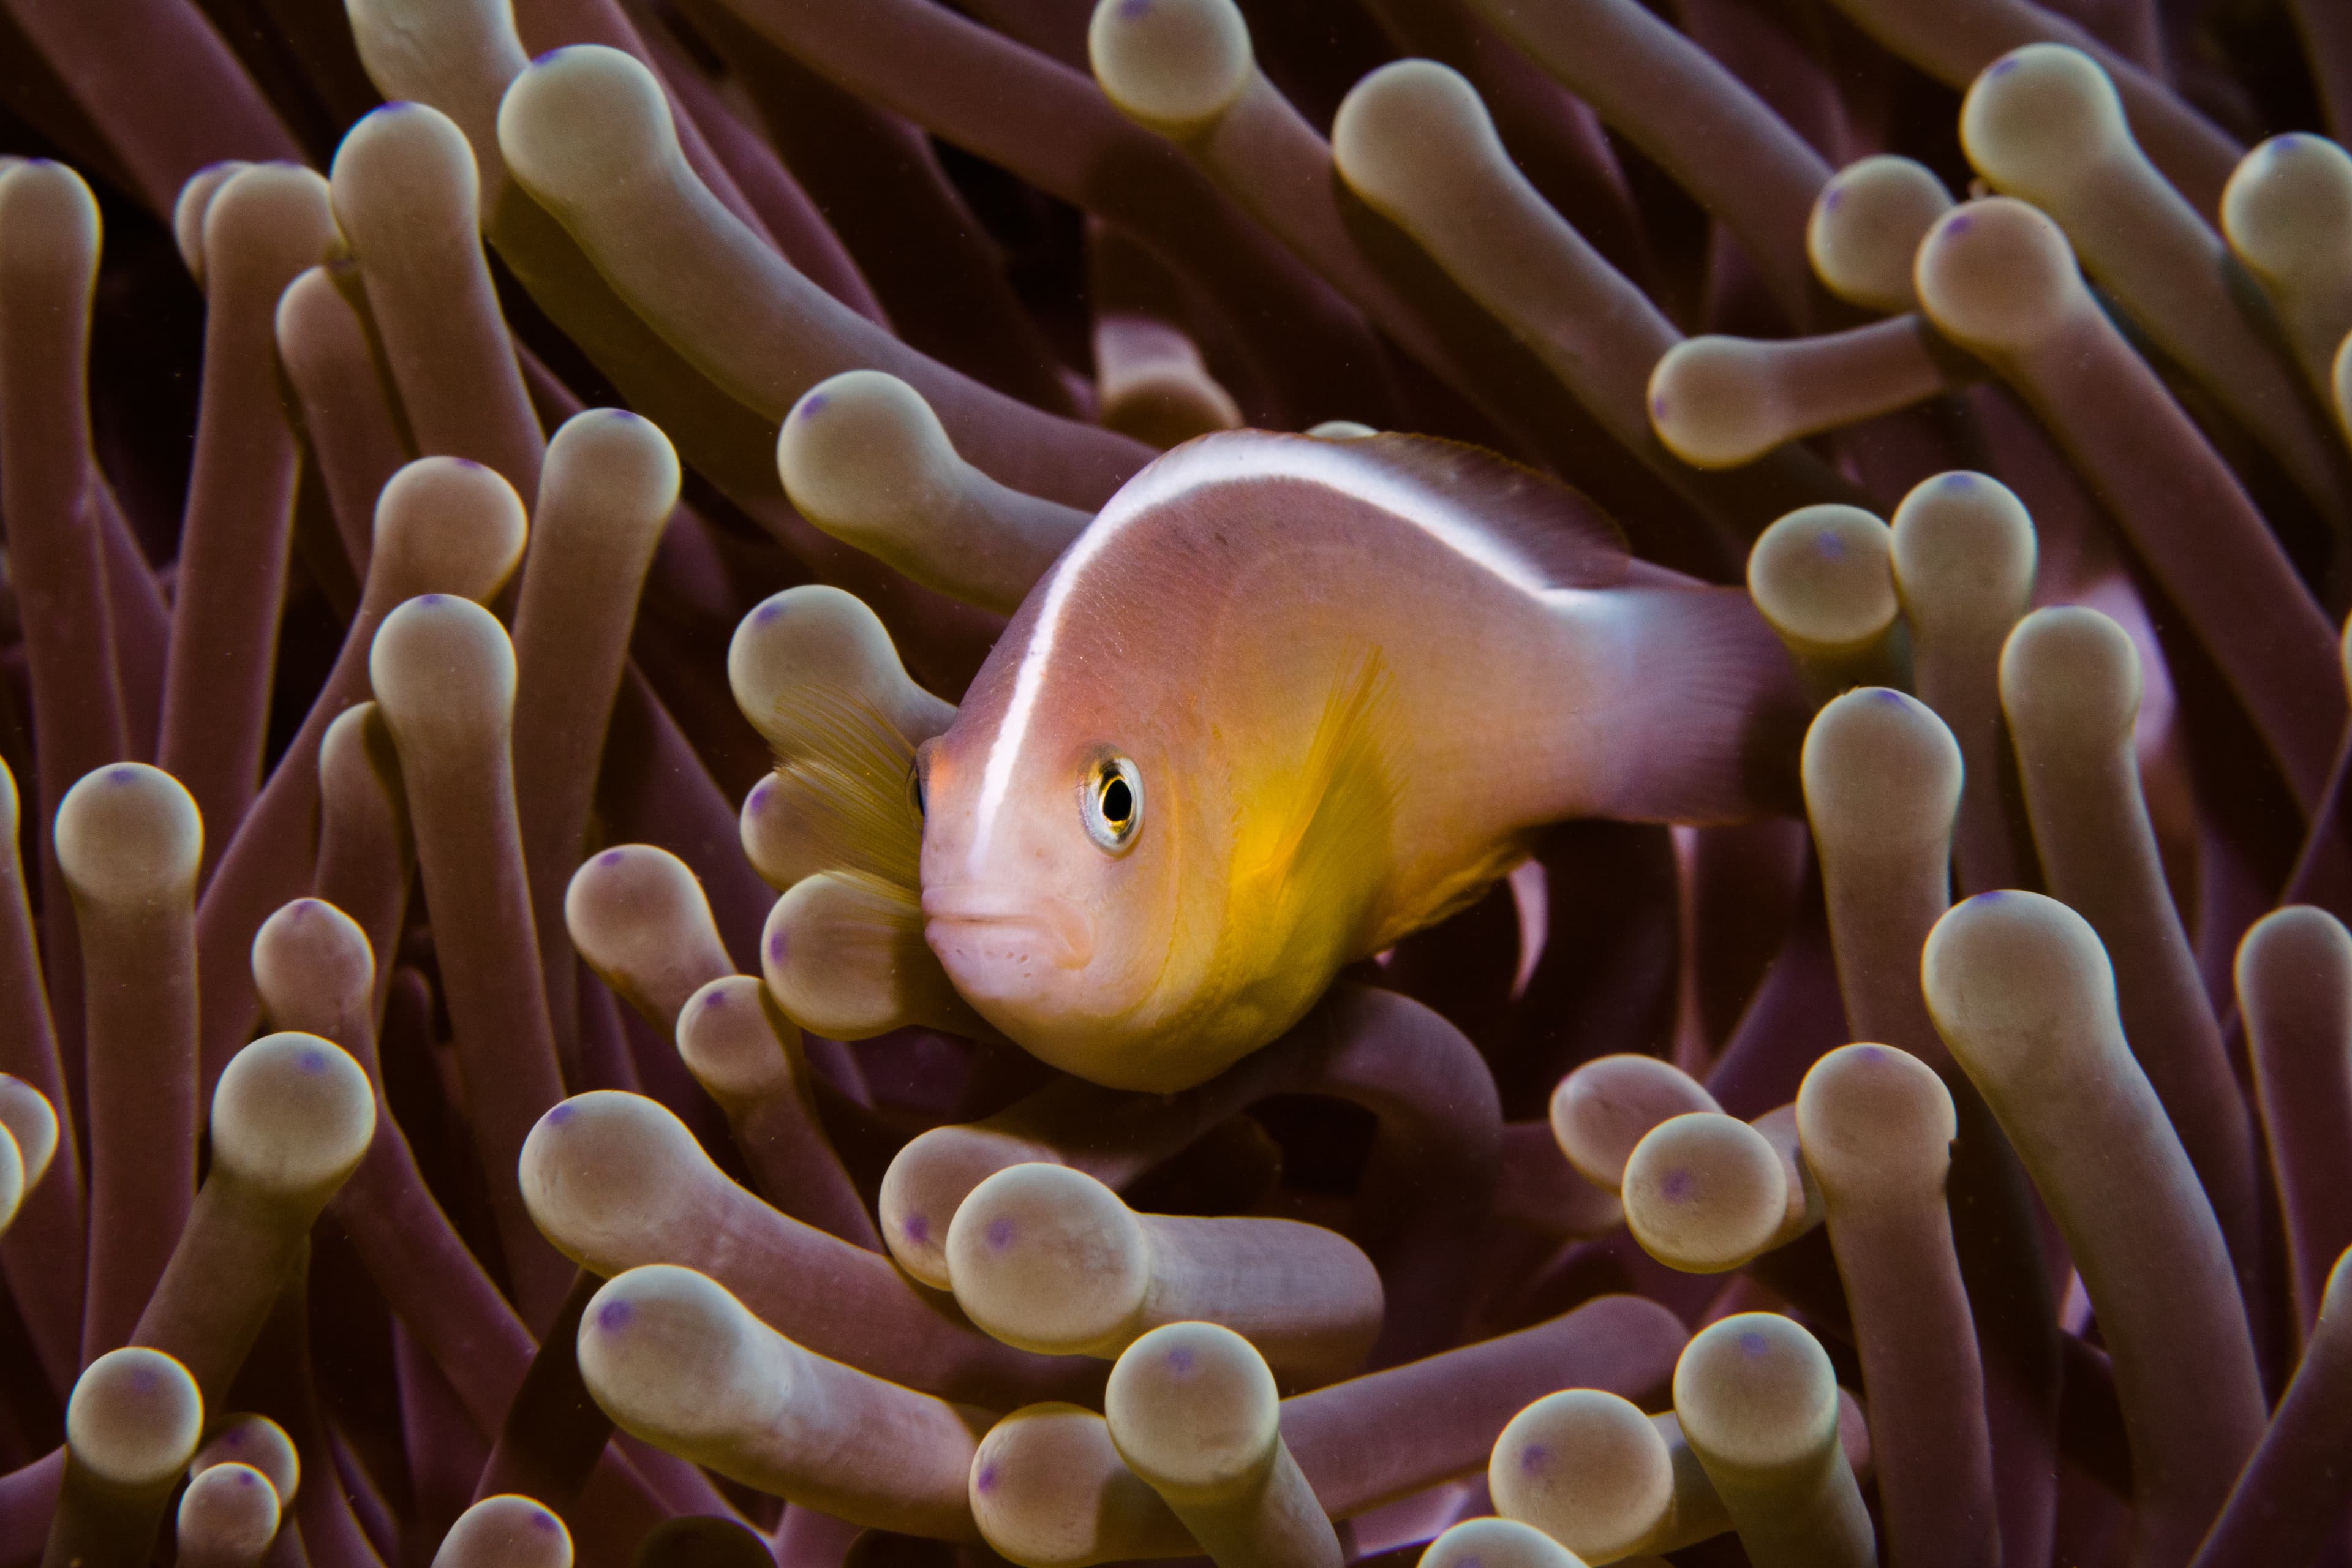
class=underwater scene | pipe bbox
[0,0,2346,1563]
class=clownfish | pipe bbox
[901,431,1805,1093]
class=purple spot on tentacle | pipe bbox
[1660,1168,1694,1203]
[902,1213,930,1244]
[1822,186,1844,211]
[105,764,140,785]
[986,1217,1015,1249]
[415,592,447,606]
[1118,0,1152,15]
[547,1102,575,1125]
[1650,394,1669,418]
[976,1464,999,1494]
[1739,1330,1771,1357]
[1814,531,1847,560]
[755,600,786,624]
[596,848,625,867]
[597,1299,635,1333]
[298,1049,328,1073]
[767,931,790,965]
[1518,1443,1550,1474]
[703,987,730,1011]
[1941,471,1978,488]
[1988,55,2019,75]
[1166,1347,1194,1374]
[532,1512,560,1533]
[1869,688,1907,706]
[800,393,830,419]
[1945,214,1973,237]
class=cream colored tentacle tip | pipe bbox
[946,1161,1382,1380]
[2334,325,2352,448]
[45,1347,205,1565]
[55,761,204,919]
[1646,315,1962,470]
[1306,421,1379,439]
[1802,688,1963,853]
[1549,1054,1719,1191]
[251,899,374,1046]
[1422,1517,1591,1567]
[728,586,956,760]
[1807,156,1953,314]
[1105,1321,1343,1567]
[1800,687,1966,970]
[673,975,793,1112]
[174,1462,279,1568]
[1887,472,2036,639]
[1619,1112,1798,1273]
[2222,133,2352,391]
[578,1264,984,1538]
[191,1414,300,1507]
[0,1074,56,1234]
[1746,505,1903,699]
[206,1031,378,1211]
[1672,1314,1874,1568]
[882,1121,1066,1290]
[1910,197,2084,366]
[761,870,987,1041]
[1087,0,1254,139]
[970,1401,1192,1566]
[173,162,251,285]
[780,371,1088,617]
[368,454,533,605]
[1795,1043,1956,1214]
[1490,1389,1683,1564]
[369,584,524,730]
[565,843,731,1033]
[432,1496,573,1568]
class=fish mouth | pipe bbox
[921,884,1095,971]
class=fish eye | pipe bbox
[909,742,935,820]
[1082,756,1144,853]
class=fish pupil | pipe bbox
[1101,775,1133,826]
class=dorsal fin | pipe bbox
[1102,429,1630,592]
[1337,432,1630,589]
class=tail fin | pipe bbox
[1551,582,1807,824]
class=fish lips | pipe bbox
[919,885,1098,986]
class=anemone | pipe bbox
[0,4,2347,1567]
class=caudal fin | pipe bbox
[1551,581,1808,824]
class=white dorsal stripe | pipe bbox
[967,433,1561,867]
